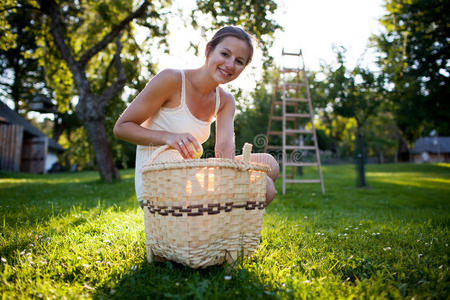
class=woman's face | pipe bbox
[206,36,251,84]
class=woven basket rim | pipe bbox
[142,157,270,173]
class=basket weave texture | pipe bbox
[141,144,269,268]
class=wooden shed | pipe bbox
[412,137,450,163]
[0,101,64,173]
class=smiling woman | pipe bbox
[113,26,279,208]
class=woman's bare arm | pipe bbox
[113,69,198,158]
[215,90,236,158]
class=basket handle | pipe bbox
[242,143,252,163]
[148,145,170,163]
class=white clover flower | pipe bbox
[383,247,391,251]
[224,275,232,280]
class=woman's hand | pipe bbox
[165,132,202,159]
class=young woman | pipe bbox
[114,26,279,208]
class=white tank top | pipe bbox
[144,69,220,144]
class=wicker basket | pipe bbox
[141,143,269,268]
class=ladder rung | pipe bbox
[285,162,318,167]
[268,131,296,136]
[270,116,297,121]
[285,113,310,118]
[285,82,306,88]
[274,101,298,106]
[285,179,321,184]
[282,50,301,56]
[267,145,317,150]
[266,145,282,150]
[286,145,316,150]
[283,98,309,103]
[281,67,301,73]
[285,129,314,134]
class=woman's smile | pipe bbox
[218,66,233,78]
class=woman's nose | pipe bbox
[224,57,234,69]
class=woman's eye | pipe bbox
[236,60,244,66]
[221,52,229,57]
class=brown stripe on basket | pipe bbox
[144,201,266,217]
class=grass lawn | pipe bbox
[0,163,449,299]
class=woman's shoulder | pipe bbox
[152,68,181,86]
[218,87,234,102]
[141,68,181,101]
[217,87,236,112]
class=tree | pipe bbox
[363,112,399,163]
[0,3,47,112]
[1,0,170,182]
[310,68,347,156]
[325,48,386,187]
[373,0,450,142]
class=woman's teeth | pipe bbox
[219,68,231,77]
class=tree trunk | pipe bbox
[355,126,366,187]
[84,118,120,182]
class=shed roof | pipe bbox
[412,137,450,154]
[0,100,65,152]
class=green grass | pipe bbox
[0,163,449,299]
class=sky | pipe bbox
[149,0,387,92]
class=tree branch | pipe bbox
[101,55,116,91]
[38,0,88,92]
[78,0,150,68]
[98,35,126,106]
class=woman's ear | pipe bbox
[205,43,212,58]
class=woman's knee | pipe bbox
[236,152,279,181]
[266,177,276,205]
[261,153,279,181]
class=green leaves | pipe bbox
[193,0,281,67]
[372,0,450,140]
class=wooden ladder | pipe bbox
[264,49,325,194]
